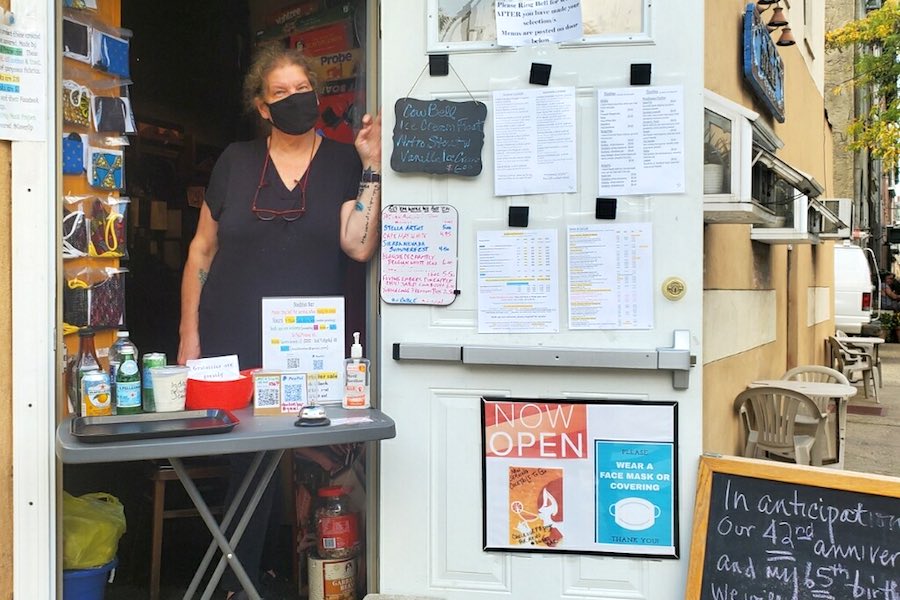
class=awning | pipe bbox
[751,147,825,197]
[809,198,848,229]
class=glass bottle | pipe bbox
[115,348,142,415]
[69,328,101,416]
[108,330,138,412]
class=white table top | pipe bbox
[838,336,884,345]
[749,379,858,399]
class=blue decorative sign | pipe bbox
[742,3,785,123]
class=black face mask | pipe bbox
[266,91,319,135]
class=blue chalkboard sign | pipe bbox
[742,3,785,123]
[391,98,487,176]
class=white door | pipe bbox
[378,2,703,598]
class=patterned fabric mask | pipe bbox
[63,81,92,127]
[89,149,124,190]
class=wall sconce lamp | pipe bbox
[757,0,796,46]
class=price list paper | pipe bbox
[567,223,653,330]
[0,20,46,141]
[260,296,345,404]
[380,205,459,306]
[477,229,559,333]
[597,86,684,197]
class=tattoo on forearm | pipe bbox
[359,181,381,246]
[198,269,208,285]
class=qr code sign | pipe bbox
[313,359,324,370]
[255,379,280,408]
[286,357,301,369]
[281,374,306,413]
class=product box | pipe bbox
[289,21,352,57]
[308,49,362,85]
[252,370,313,415]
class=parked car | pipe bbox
[833,241,879,334]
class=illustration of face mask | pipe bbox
[266,90,319,135]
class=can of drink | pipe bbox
[142,352,167,412]
[81,371,112,417]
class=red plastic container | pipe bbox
[185,369,255,411]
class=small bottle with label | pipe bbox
[342,331,370,409]
[115,347,142,415]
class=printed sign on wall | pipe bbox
[482,397,678,557]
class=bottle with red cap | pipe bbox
[313,486,359,560]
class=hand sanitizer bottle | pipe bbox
[343,332,370,409]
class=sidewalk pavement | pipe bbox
[843,340,900,477]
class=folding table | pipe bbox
[56,406,396,600]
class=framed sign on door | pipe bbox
[481,397,679,558]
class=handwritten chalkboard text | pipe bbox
[391,98,486,176]
[700,473,899,600]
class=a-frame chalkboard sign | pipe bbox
[686,455,900,600]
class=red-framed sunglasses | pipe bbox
[251,152,309,222]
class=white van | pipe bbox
[833,241,878,334]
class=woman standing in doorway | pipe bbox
[177,44,381,599]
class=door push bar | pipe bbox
[392,330,695,390]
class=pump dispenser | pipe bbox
[343,331,370,409]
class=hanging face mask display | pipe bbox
[63,133,86,175]
[64,0,98,9]
[92,31,130,78]
[266,90,319,135]
[88,196,129,258]
[63,18,91,63]
[88,146,124,190]
[92,96,136,134]
[63,81,93,127]
[62,202,89,259]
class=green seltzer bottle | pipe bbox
[115,348,142,415]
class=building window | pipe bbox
[704,110,732,195]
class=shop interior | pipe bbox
[61,1,372,598]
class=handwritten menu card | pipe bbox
[380,205,459,306]
[391,98,487,176]
[688,457,900,600]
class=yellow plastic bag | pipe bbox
[62,491,127,569]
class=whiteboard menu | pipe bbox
[380,205,459,306]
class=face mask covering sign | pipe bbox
[391,98,487,176]
[481,397,679,557]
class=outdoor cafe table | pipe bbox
[748,379,857,468]
[56,406,396,600]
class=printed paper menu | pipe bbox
[567,223,653,329]
[477,229,559,333]
[597,86,684,196]
[493,87,577,196]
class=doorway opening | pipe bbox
[60,1,373,597]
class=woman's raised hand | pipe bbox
[355,112,382,171]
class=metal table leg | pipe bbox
[183,452,265,599]
[171,449,284,600]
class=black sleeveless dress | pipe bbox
[199,136,362,369]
